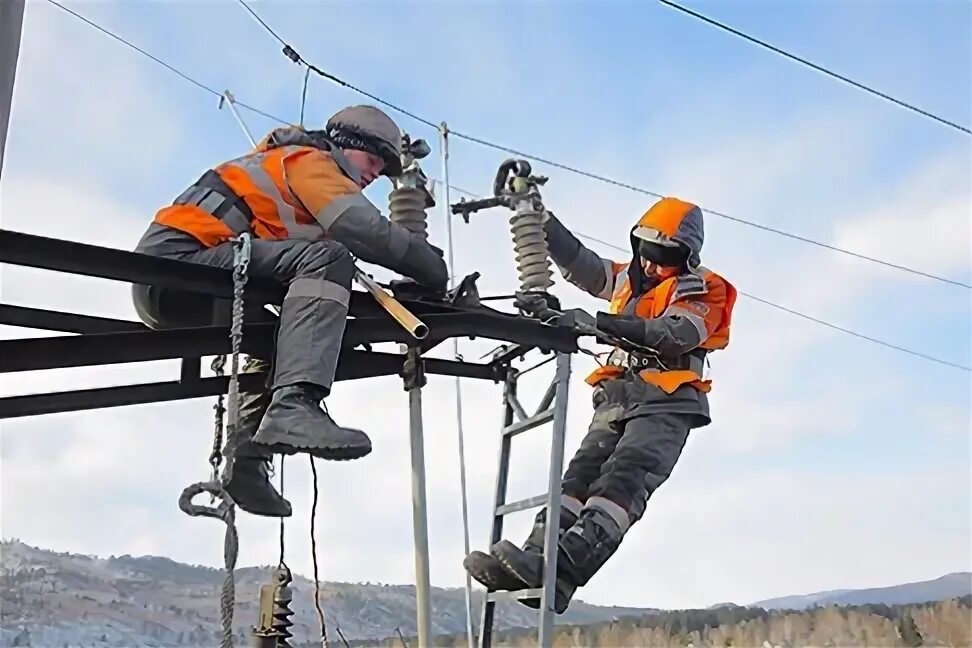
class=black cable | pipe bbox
[572,232,971,372]
[658,0,971,136]
[236,0,438,129]
[235,0,288,48]
[278,456,287,569]
[45,0,290,126]
[47,0,218,97]
[445,132,971,289]
[446,179,970,370]
[309,456,329,646]
[55,0,967,289]
[737,292,972,372]
[46,0,970,370]
[234,2,972,288]
[300,67,310,127]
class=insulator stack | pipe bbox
[509,208,553,293]
[251,573,295,648]
[270,583,294,647]
[389,186,428,240]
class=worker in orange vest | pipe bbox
[131,105,447,518]
[464,197,736,613]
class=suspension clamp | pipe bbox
[401,347,427,391]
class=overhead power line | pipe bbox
[46,0,290,127]
[45,2,971,373]
[658,0,971,136]
[235,0,970,290]
[571,232,971,372]
[441,182,971,373]
[445,131,971,289]
[235,0,437,130]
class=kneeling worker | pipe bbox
[464,197,736,613]
[131,105,448,517]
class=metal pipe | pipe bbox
[353,270,428,340]
[441,122,476,648]
[406,348,433,648]
[221,90,257,147]
[0,0,25,178]
[538,353,572,647]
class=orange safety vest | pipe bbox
[585,265,736,394]
[154,143,358,247]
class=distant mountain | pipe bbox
[381,598,971,648]
[3,538,969,648]
[752,572,972,610]
[0,540,651,647]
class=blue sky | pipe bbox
[1,0,969,614]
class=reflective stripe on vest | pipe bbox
[587,268,729,392]
[216,146,324,241]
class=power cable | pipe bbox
[446,134,971,289]
[658,0,971,136]
[299,67,311,127]
[439,180,970,372]
[235,0,438,129]
[571,232,971,372]
[45,0,290,126]
[46,1,969,371]
[234,0,970,289]
[309,456,329,647]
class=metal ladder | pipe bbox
[477,351,572,648]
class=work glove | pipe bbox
[396,236,448,295]
[595,312,647,347]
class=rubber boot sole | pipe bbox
[492,540,573,613]
[463,551,530,592]
[252,424,372,461]
[250,437,372,461]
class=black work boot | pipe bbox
[252,383,372,461]
[485,506,579,612]
[222,358,292,518]
[553,506,626,608]
[463,507,557,592]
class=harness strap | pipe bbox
[175,170,254,235]
[605,347,706,377]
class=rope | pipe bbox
[310,456,329,647]
[278,456,288,569]
[175,233,251,648]
[178,482,238,648]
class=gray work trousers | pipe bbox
[135,226,355,392]
[561,382,693,526]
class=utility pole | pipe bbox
[0,0,26,178]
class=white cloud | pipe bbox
[580,463,971,609]
[832,150,971,282]
[0,0,968,621]
[8,2,184,187]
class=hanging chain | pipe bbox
[209,355,227,485]
[207,232,250,486]
[224,232,251,482]
[179,232,252,648]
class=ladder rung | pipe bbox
[487,588,543,603]
[496,494,547,516]
[502,409,553,438]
